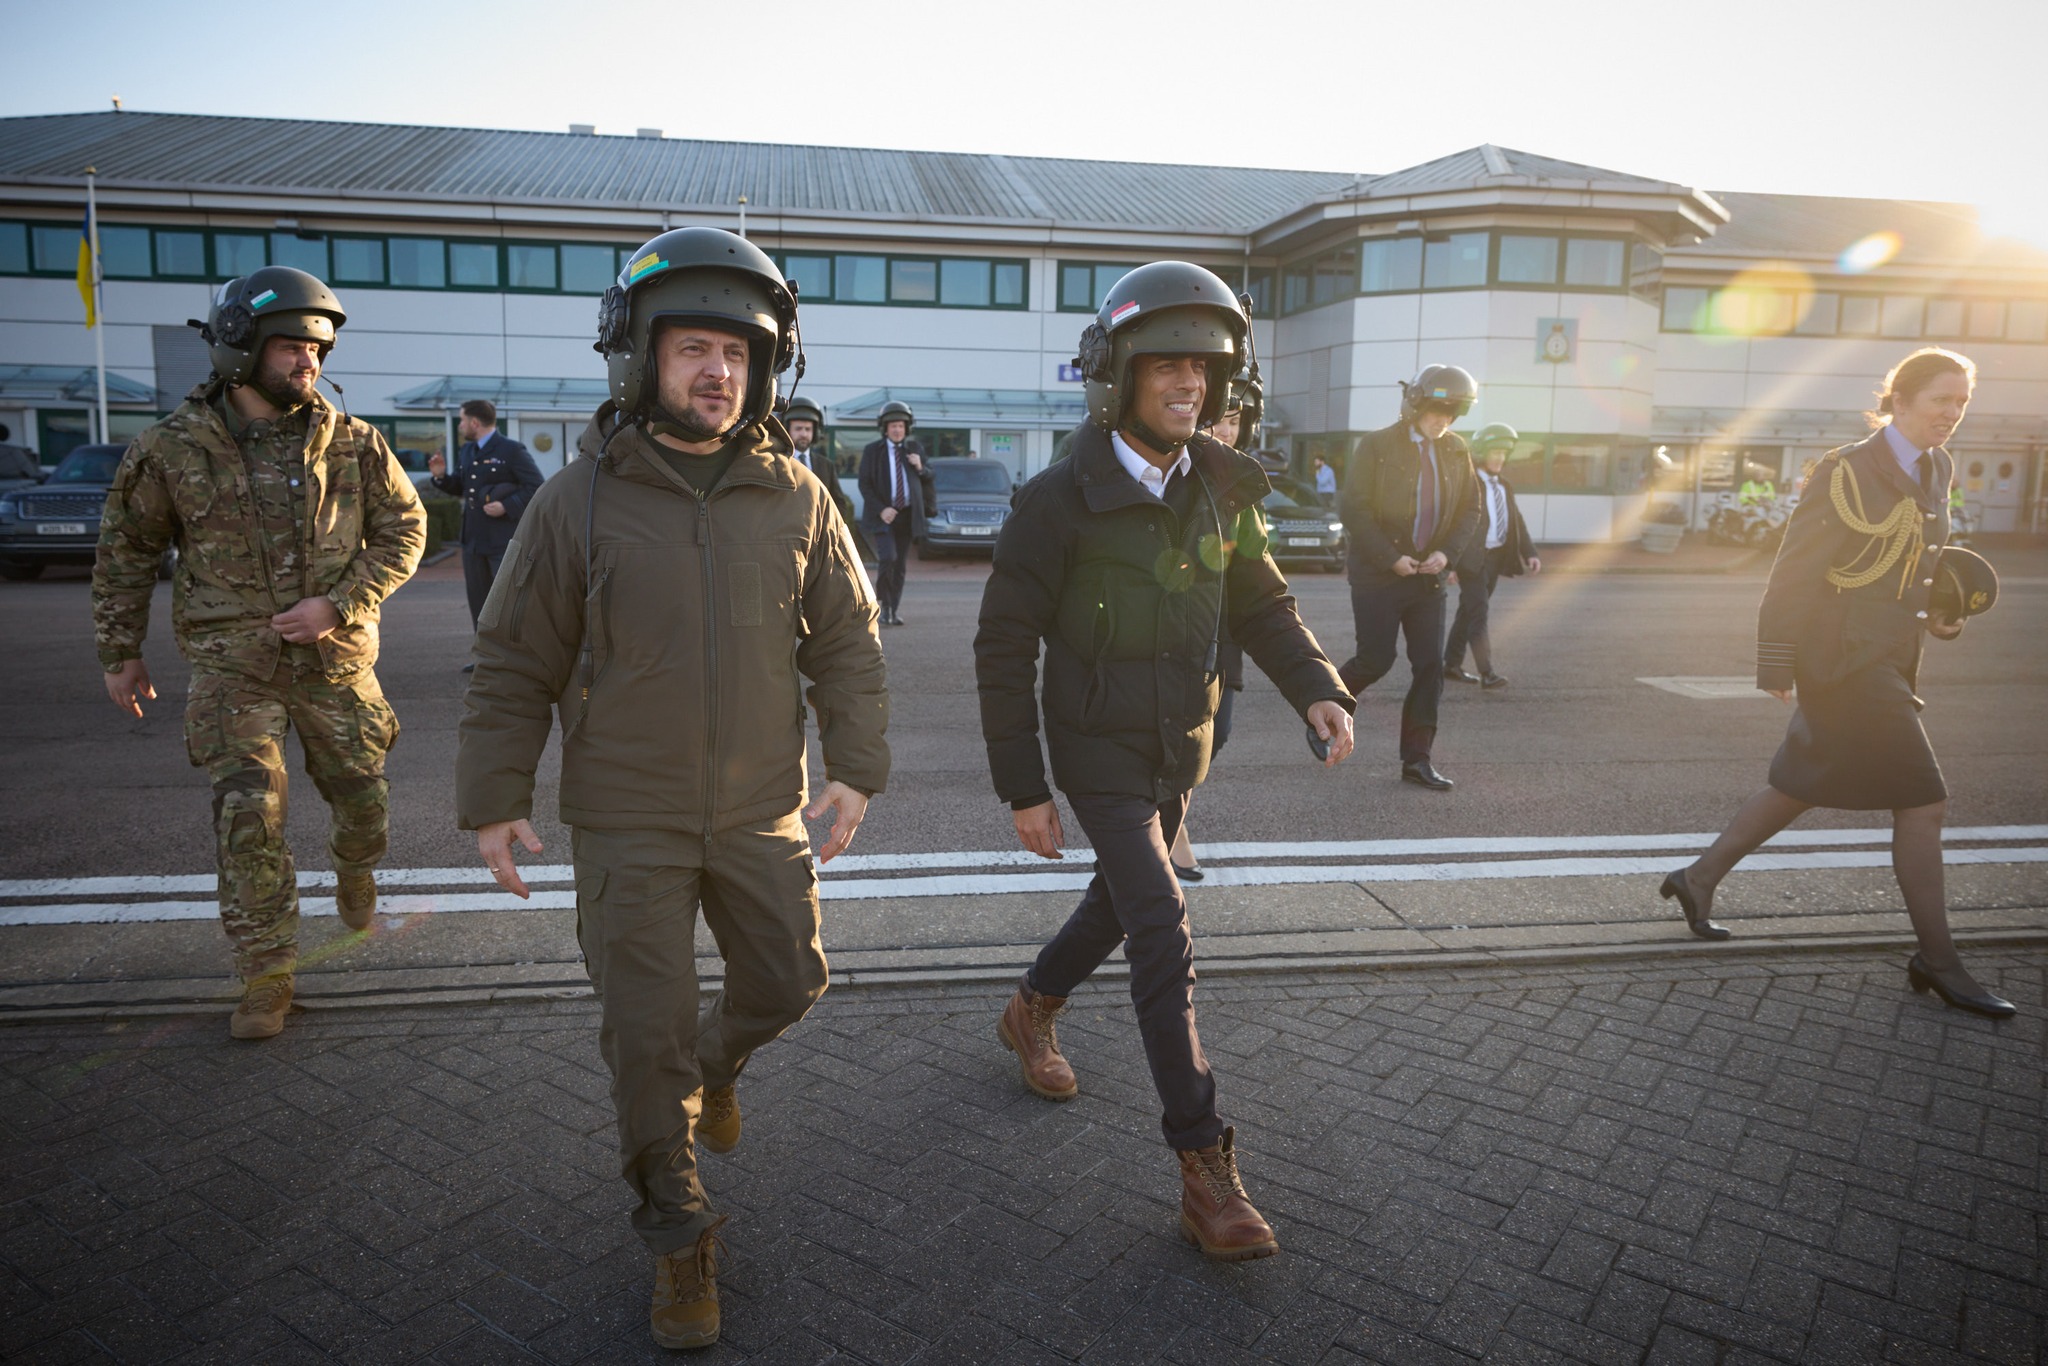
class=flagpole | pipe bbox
[85,166,109,444]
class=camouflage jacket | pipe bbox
[93,382,427,680]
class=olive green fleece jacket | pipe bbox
[455,406,889,833]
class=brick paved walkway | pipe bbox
[3,950,2042,1364]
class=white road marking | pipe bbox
[1,845,2041,927]
[4,826,2042,901]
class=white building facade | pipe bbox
[2,113,2043,537]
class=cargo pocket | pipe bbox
[350,675,400,756]
[182,670,228,768]
[730,561,763,627]
[573,867,609,989]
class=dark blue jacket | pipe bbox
[432,433,544,553]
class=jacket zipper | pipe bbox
[698,494,718,829]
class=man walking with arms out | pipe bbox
[977,262,1354,1261]
[93,267,426,1039]
[428,398,544,656]
[457,228,888,1350]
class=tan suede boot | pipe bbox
[335,871,377,931]
[997,982,1078,1100]
[1178,1126,1279,1261]
[698,1085,741,1154]
[650,1216,727,1349]
[230,973,294,1041]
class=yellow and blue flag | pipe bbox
[76,208,96,329]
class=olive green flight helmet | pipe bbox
[1076,261,1246,431]
[1219,359,1265,453]
[781,395,824,429]
[191,266,346,387]
[876,399,915,433]
[1399,364,1479,421]
[595,226,799,428]
[1471,421,1519,454]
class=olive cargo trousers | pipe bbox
[183,662,396,981]
[572,815,829,1254]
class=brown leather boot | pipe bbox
[698,1085,741,1154]
[650,1216,726,1349]
[230,973,293,1041]
[1178,1126,1278,1261]
[336,871,377,931]
[997,982,1077,1100]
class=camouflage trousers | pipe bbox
[183,662,398,981]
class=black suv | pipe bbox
[1261,474,1345,570]
[0,443,172,581]
[918,457,1014,556]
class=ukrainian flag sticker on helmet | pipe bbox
[628,253,667,283]
[1429,386,1449,399]
[250,289,278,310]
[1110,300,1142,325]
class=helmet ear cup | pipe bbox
[1076,322,1113,382]
[214,300,256,350]
[595,286,629,355]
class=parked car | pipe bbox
[918,457,1013,556]
[1261,474,1345,570]
[0,443,173,581]
[393,448,440,492]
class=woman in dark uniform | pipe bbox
[1659,348,2014,1017]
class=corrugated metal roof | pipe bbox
[1692,191,2044,266]
[0,111,1357,232]
[1360,144,1686,197]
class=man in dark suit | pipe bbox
[429,399,545,652]
[1339,365,1482,789]
[857,399,934,626]
[1445,422,1541,689]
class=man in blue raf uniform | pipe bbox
[429,398,545,646]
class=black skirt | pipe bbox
[1769,657,1947,810]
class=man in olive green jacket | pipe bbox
[94,266,426,1040]
[455,227,887,1351]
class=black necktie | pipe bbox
[891,444,907,508]
[1918,453,1937,503]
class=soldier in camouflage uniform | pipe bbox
[93,266,426,1040]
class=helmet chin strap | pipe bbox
[1120,414,1189,461]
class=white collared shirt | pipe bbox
[1881,422,1925,481]
[1110,431,1190,501]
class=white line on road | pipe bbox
[3,845,2041,927]
[5,826,2043,901]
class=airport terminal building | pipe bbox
[1,110,2045,539]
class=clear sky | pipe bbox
[4,0,2044,245]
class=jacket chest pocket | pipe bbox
[716,544,801,629]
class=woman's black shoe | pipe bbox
[1907,955,2017,1018]
[1659,867,1731,940]
[1445,667,1481,684]
[1172,861,1204,883]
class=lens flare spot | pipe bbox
[1838,231,1902,273]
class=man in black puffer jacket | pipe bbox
[975,262,1354,1263]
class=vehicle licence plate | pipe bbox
[1284,536,1322,546]
[958,526,995,536]
[37,522,87,535]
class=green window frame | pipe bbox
[269,232,328,277]
[447,240,501,290]
[387,236,446,288]
[1358,237,1421,295]
[1056,260,1138,313]
[1496,234,1560,286]
[888,257,939,305]
[0,221,27,274]
[94,225,153,279]
[330,236,387,285]
[1422,232,1489,290]
[214,231,268,278]
[559,242,620,294]
[506,242,558,291]
[29,222,81,274]
[1563,237,1627,289]
[781,252,832,303]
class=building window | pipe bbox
[1243,268,1275,317]
[97,225,153,278]
[1313,244,1357,306]
[0,222,26,273]
[2008,301,2048,342]
[782,253,831,302]
[270,233,328,277]
[1358,236,1421,294]
[30,222,79,273]
[1794,292,1838,335]
[388,237,445,288]
[560,243,618,294]
[1839,296,1880,335]
[1550,443,1611,491]
[992,261,1026,307]
[1967,300,2006,339]
[887,258,936,304]
[331,237,386,285]
[1497,234,1559,286]
[448,242,500,289]
[1057,261,1136,312]
[1565,238,1626,289]
[1282,260,1312,314]
[1661,286,1709,331]
[836,254,886,303]
[507,244,557,291]
[1923,299,1965,338]
[215,232,267,278]
[1423,232,1488,289]
[939,258,991,307]
[154,229,208,278]
[1628,243,1662,299]
[1880,295,1923,338]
